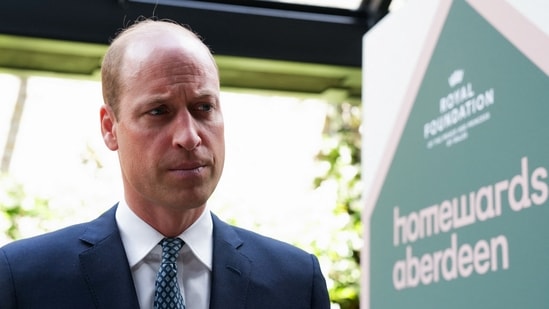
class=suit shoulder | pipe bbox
[0,206,117,258]
[235,225,307,252]
[216,220,318,272]
[1,221,88,257]
[212,213,312,255]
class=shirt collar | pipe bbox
[115,200,213,271]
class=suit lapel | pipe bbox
[209,214,252,309]
[78,206,140,309]
[76,208,253,309]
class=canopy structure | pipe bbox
[0,0,391,96]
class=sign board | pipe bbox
[362,0,549,308]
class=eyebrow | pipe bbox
[190,90,220,105]
[139,95,171,107]
[139,91,218,107]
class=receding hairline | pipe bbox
[108,19,212,59]
[100,19,217,117]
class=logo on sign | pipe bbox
[424,69,495,149]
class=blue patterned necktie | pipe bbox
[154,237,186,309]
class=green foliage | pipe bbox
[0,174,51,241]
[314,101,362,309]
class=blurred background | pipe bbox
[0,0,408,308]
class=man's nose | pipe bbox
[172,112,201,151]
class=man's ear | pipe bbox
[100,104,119,151]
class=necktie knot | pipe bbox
[161,237,184,264]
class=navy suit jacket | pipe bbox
[0,206,330,308]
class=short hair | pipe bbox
[100,19,211,118]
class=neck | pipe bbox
[129,202,206,237]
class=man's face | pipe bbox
[101,34,224,213]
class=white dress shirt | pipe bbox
[115,200,212,309]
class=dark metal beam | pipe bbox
[0,0,378,67]
[359,0,393,28]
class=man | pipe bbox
[0,19,330,308]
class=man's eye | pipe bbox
[148,106,168,116]
[196,103,213,112]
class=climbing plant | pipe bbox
[313,100,363,309]
[0,174,50,241]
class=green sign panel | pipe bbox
[369,1,549,308]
